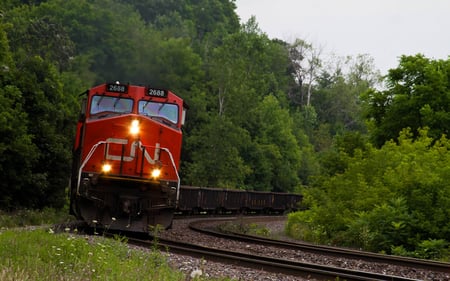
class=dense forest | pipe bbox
[0,0,449,260]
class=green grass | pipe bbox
[217,221,271,237]
[0,228,185,280]
[0,209,233,280]
[0,207,73,228]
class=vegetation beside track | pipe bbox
[0,228,187,280]
[0,209,232,281]
[0,208,72,228]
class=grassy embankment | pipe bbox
[0,208,229,281]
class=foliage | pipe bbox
[392,239,449,260]
[217,221,271,237]
[310,54,379,150]
[0,208,72,228]
[0,24,39,209]
[184,115,252,188]
[364,54,450,147]
[245,95,302,191]
[3,0,449,262]
[287,129,450,260]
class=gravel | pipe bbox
[157,217,449,281]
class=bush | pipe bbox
[0,208,72,228]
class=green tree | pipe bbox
[312,54,379,139]
[0,24,39,208]
[138,35,204,93]
[208,17,291,122]
[288,39,322,107]
[364,54,450,146]
[184,115,251,188]
[121,0,239,40]
[287,129,450,259]
[245,95,302,191]
[12,56,72,208]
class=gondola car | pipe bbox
[69,82,187,232]
[177,186,302,215]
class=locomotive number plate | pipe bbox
[106,83,128,93]
[147,88,168,98]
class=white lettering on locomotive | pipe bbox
[104,138,160,164]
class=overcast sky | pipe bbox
[235,0,450,74]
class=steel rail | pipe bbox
[188,218,450,274]
[126,235,419,281]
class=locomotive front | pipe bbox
[70,83,186,232]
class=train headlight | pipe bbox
[151,168,161,179]
[102,163,112,173]
[129,119,140,136]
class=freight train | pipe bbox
[69,82,302,233]
[177,186,302,215]
[69,82,187,232]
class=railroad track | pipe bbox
[127,234,419,281]
[188,218,450,275]
[92,216,449,280]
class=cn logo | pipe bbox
[104,138,160,164]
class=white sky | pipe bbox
[235,0,450,74]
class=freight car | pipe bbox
[177,186,302,215]
[69,82,187,232]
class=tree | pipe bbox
[288,39,322,107]
[287,129,450,259]
[12,55,72,208]
[121,0,239,41]
[0,24,39,209]
[314,54,379,133]
[364,54,450,146]
[183,115,252,188]
[208,17,291,121]
[245,95,302,191]
[1,3,77,208]
[138,36,204,93]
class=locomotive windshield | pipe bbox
[90,95,133,116]
[139,100,178,124]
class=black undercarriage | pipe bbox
[70,174,177,233]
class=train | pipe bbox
[69,82,187,232]
[177,186,302,215]
[69,82,302,233]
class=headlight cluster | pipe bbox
[129,119,140,136]
[100,119,161,180]
[102,163,112,173]
[151,168,161,179]
[102,163,161,179]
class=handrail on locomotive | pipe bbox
[76,139,181,206]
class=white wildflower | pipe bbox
[190,269,202,279]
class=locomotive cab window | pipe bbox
[90,95,133,117]
[138,100,178,124]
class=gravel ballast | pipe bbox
[156,217,449,281]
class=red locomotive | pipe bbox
[70,82,187,232]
